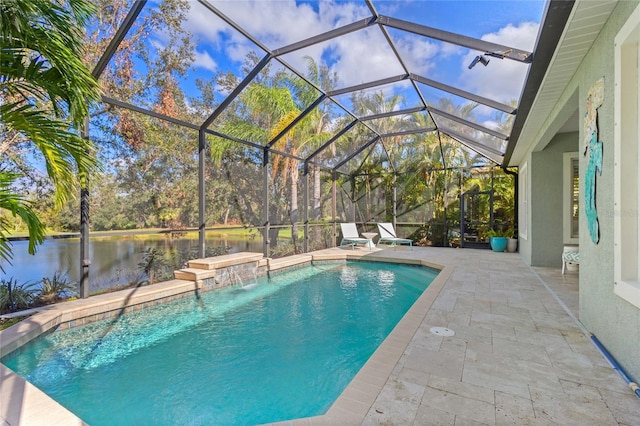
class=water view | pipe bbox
[2,234,263,292]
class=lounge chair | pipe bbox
[339,223,370,250]
[377,222,413,249]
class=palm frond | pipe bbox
[0,0,101,124]
[1,102,99,208]
[0,172,45,271]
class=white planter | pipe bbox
[507,238,518,253]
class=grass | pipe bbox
[0,315,30,331]
[7,225,300,242]
[7,225,264,239]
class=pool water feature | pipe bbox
[3,261,437,425]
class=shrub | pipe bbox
[0,278,37,313]
[138,247,168,284]
[39,272,78,304]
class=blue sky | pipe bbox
[131,0,547,136]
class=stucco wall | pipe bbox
[530,132,578,267]
[522,1,640,383]
[518,153,532,265]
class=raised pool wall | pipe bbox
[516,0,640,386]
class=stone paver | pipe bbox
[353,247,639,426]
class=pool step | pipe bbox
[175,252,267,284]
[173,268,218,281]
[187,252,264,270]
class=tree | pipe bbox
[207,56,338,254]
[82,0,199,230]
[0,0,100,266]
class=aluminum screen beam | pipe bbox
[306,119,358,163]
[437,131,448,170]
[303,164,309,252]
[84,0,147,297]
[327,74,408,97]
[379,15,533,63]
[446,137,502,166]
[366,0,428,113]
[201,53,272,129]
[333,136,380,171]
[198,130,206,257]
[273,56,381,139]
[101,96,199,130]
[411,74,516,114]
[265,94,326,149]
[439,126,504,157]
[382,127,437,138]
[201,129,305,162]
[203,129,265,151]
[268,148,305,162]
[429,106,509,140]
[365,0,378,17]
[360,106,426,121]
[273,18,377,57]
[92,1,146,79]
[363,2,435,114]
[198,0,271,54]
[262,149,270,257]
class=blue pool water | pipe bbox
[2,261,437,425]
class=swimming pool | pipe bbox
[2,261,437,425]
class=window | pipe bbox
[519,162,528,239]
[614,3,640,309]
[563,152,579,244]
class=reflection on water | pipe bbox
[1,235,263,292]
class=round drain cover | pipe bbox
[430,327,455,337]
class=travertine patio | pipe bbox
[2,246,639,425]
[285,247,640,425]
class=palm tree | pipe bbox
[0,0,100,264]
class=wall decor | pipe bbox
[583,77,604,244]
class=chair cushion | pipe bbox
[562,251,580,263]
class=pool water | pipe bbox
[2,261,437,425]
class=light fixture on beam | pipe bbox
[468,55,490,69]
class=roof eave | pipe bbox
[503,0,576,167]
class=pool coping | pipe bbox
[0,248,448,425]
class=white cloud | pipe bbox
[327,27,405,87]
[183,1,340,53]
[181,1,380,79]
[193,49,217,72]
[459,22,539,104]
[482,120,501,131]
[440,42,464,58]
[485,21,539,51]
[394,35,439,75]
[179,1,539,122]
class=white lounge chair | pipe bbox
[377,222,413,250]
[339,223,370,250]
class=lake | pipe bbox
[1,235,263,292]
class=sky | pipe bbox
[177,1,545,92]
[123,0,547,147]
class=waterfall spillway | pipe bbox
[227,263,260,290]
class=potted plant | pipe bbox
[507,232,518,253]
[487,228,511,252]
